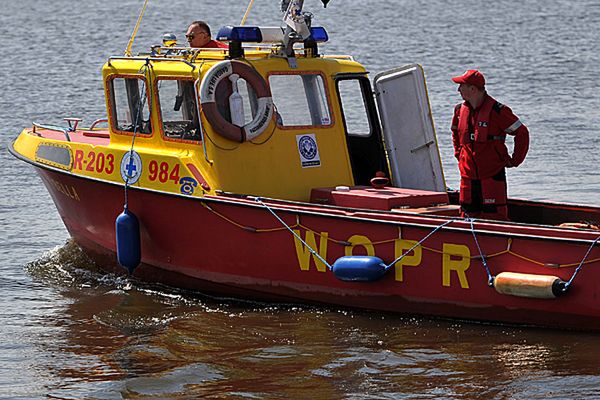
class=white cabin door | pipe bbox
[373,64,446,192]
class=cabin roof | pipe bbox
[102,47,365,77]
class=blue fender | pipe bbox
[332,256,388,282]
[115,208,141,274]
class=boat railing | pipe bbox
[127,43,325,65]
[32,122,71,142]
[89,118,108,130]
[108,56,196,70]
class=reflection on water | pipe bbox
[12,242,600,398]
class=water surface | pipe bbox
[2,0,600,398]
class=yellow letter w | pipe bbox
[293,230,329,272]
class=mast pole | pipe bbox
[124,0,150,57]
[240,0,256,26]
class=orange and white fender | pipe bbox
[200,60,274,142]
[493,272,567,299]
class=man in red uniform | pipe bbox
[450,70,529,220]
[186,21,228,49]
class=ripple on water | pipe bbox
[3,0,600,398]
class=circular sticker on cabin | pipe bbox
[120,151,142,184]
[296,134,321,168]
[299,136,317,159]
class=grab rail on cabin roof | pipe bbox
[108,56,196,70]
[117,44,323,65]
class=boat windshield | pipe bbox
[156,79,201,141]
[108,76,152,135]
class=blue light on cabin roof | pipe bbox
[216,26,262,42]
[308,27,328,43]
[216,26,329,43]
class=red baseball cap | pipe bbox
[452,69,485,88]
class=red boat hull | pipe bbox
[34,165,600,331]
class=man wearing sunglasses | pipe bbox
[185,21,228,49]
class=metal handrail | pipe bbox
[108,56,196,70]
[32,122,71,142]
[89,118,108,130]
[110,44,321,68]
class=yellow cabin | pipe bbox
[13,24,445,202]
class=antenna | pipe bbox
[240,0,256,26]
[124,0,150,57]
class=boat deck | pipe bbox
[29,127,110,146]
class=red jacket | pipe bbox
[451,94,529,179]
[204,40,228,49]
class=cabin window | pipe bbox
[336,79,372,137]
[109,77,152,134]
[268,73,331,127]
[157,79,201,140]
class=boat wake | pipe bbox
[25,239,131,291]
[22,241,498,337]
[23,240,320,316]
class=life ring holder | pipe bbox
[199,60,274,143]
